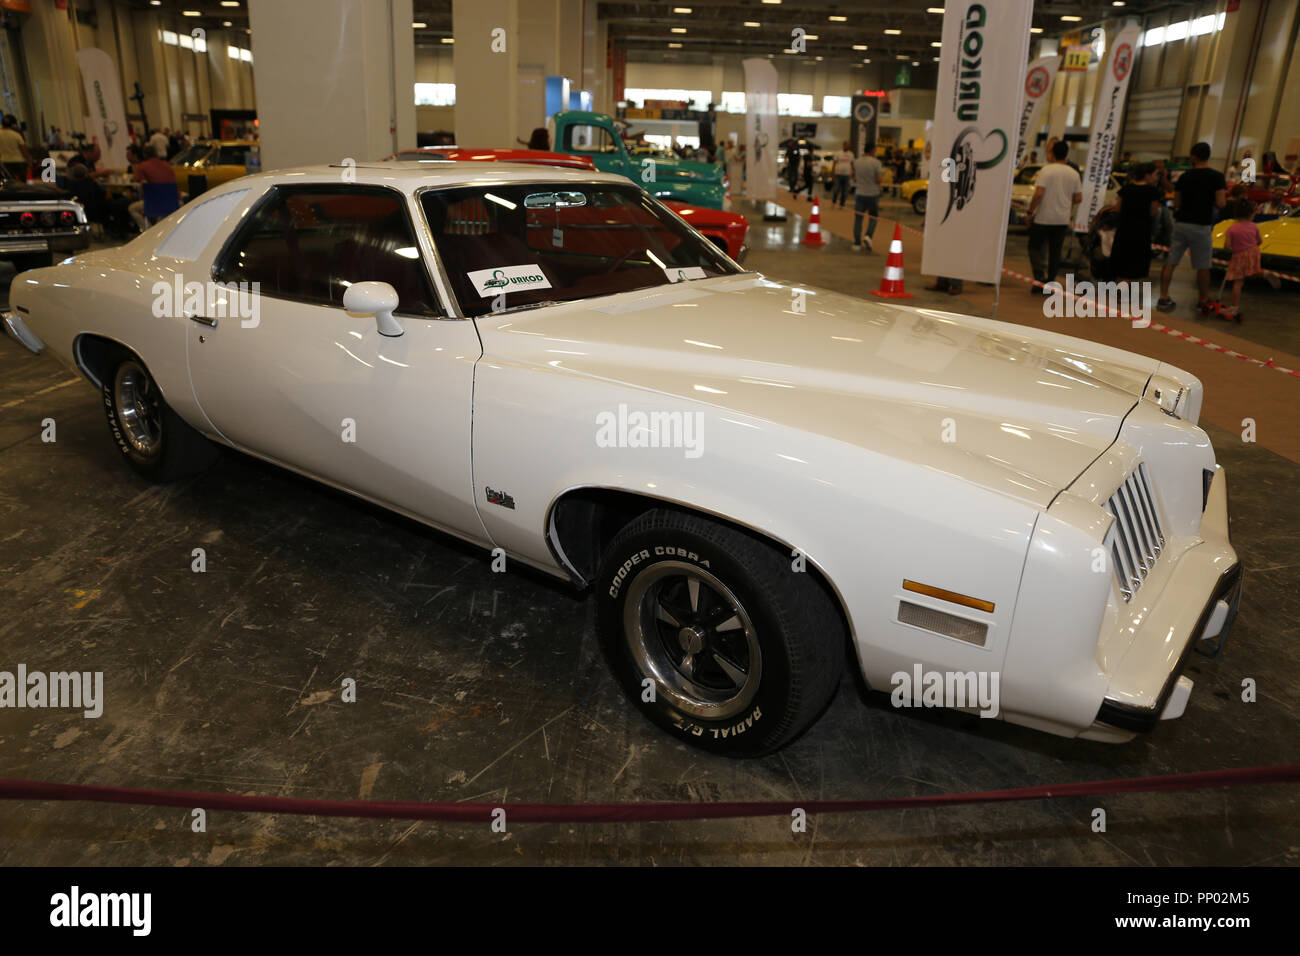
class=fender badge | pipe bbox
[485,487,516,510]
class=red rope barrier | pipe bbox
[2,765,1297,824]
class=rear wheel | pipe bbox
[597,509,843,756]
[102,350,218,481]
[912,190,927,215]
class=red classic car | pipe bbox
[381,147,748,261]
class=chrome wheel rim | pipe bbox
[114,361,162,455]
[623,560,761,720]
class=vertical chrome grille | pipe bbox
[1105,462,1164,602]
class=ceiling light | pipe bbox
[149,1,160,5]
[222,20,232,26]
[828,15,846,21]
[412,21,427,28]
[182,9,201,15]
[761,0,781,4]
[1031,27,1043,33]
[815,55,823,60]
[863,58,871,63]
[852,44,868,50]
[673,6,692,11]
[1113,1,1126,5]
[1061,15,1082,22]
[896,54,908,59]
[668,42,682,48]
[932,56,940,61]
[911,60,919,66]
[743,22,760,28]
[220,1,239,6]
[926,7,945,12]
[930,41,941,47]
[804,34,818,40]
[441,37,454,43]
[884,28,901,35]
[670,27,686,33]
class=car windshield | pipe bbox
[172,145,211,165]
[421,182,742,317]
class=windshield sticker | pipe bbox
[663,266,707,283]
[468,265,553,298]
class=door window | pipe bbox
[214,185,443,316]
[565,125,620,155]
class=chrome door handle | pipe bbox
[187,313,218,328]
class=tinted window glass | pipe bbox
[421,182,741,317]
[173,145,212,166]
[216,186,441,316]
[216,145,251,165]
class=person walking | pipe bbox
[725,143,745,198]
[1220,198,1281,321]
[1025,139,1082,293]
[851,141,883,251]
[1157,141,1226,313]
[831,142,853,208]
[800,151,816,200]
[1110,162,1162,280]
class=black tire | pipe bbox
[596,509,843,757]
[9,251,53,273]
[101,348,218,481]
[911,191,927,215]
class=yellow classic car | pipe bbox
[901,165,1119,223]
[170,140,261,194]
[1212,216,1300,280]
[900,177,928,215]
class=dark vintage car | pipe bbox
[0,164,91,272]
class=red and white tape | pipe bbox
[878,217,1300,381]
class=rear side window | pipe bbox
[214,185,442,316]
[156,189,250,260]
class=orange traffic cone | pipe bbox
[801,199,826,246]
[869,223,913,299]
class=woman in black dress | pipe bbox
[1111,163,1163,279]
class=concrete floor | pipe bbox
[0,206,1297,866]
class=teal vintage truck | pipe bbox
[548,110,726,210]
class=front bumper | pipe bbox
[1084,463,1239,739]
[1,308,46,353]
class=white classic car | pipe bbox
[4,163,1241,756]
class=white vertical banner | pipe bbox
[922,2,1034,284]
[1015,55,1061,167]
[75,49,130,172]
[1074,24,1141,230]
[742,57,778,202]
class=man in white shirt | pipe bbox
[1025,139,1082,292]
[831,142,854,208]
[149,128,170,160]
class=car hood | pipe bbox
[477,275,1159,509]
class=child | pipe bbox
[1222,199,1281,321]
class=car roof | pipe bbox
[211,161,631,195]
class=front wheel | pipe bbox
[912,191,927,215]
[597,510,844,756]
[102,350,219,481]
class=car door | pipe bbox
[566,123,628,179]
[186,183,488,544]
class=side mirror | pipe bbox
[343,281,402,337]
